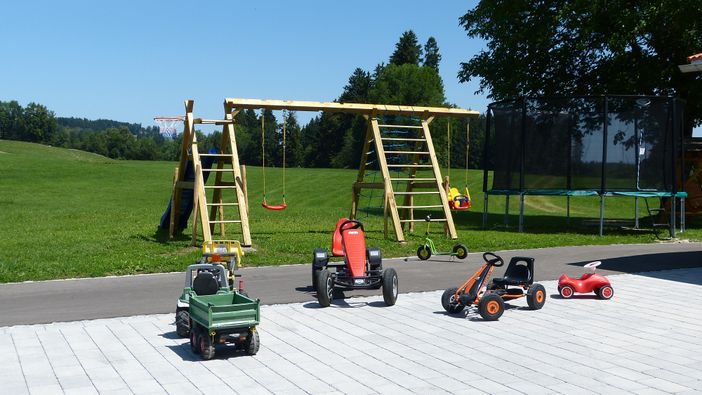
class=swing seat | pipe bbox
[448,187,472,211]
[262,201,287,211]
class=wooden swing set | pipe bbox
[167,98,478,246]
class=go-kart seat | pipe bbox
[491,257,534,286]
[193,271,219,295]
[331,218,348,257]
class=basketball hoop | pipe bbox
[154,116,184,138]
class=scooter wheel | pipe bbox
[441,287,465,314]
[559,285,574,299]
[452,243,469,260]
[478,293,504,321]
[417,246,431,260]
[597,285,614,300]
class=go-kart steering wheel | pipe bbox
[482,252,504,267]
[339,219,364,232]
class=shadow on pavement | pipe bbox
[567,251,702,286]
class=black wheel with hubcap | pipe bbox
[441,287,465,314]
[316,269,333,307]
[478,292,505,321]
[417,246,431,260]
[526,283,546,310]
[176,309,190,338]
[452,244,469,259]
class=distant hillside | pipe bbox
[57,117,156,136]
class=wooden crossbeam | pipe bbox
[225,98,479,117]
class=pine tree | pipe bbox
[389,30,422,66]
[423,37,441,72]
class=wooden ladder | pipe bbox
[352,115,457,242]
[171,100,251,247]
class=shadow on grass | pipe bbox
[567,251,702,285]
[136,227,193,245]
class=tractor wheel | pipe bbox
[176,309,190,338]
[452,243,469,260]
[417,246,431,260]
[199,334,215,360]
[478,293,504,321]
[597,285,614,300]
[526,283,546,310]
[317,269,333,307]
[246,330,260,355]
[559,285,575,299]
[441,287,465,314]
[190,327,200,354]
[382,268,398,306]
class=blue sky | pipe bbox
[0,1,487,129]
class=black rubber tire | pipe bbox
[190,326,200,354]
[176,309,190,338]
[200,334,215,360]
[382,268,398,306]
[316,269,333,307]
[312,265,321,293]
[452,243,469,260]
[246,330,260,355]
[526,283,546,310]
[597,285,614,300]
[441,287,465,314]
[559,285,575,299]
[478,292,505,321]
[417,246,431,260]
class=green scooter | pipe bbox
[417,215,469,260]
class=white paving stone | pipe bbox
[1,268,702,394]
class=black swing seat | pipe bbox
[491,257,534,287]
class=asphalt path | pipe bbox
[1,242,700,326]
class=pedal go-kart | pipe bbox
[175,242,246,338]
[312,218,398,307]
[442,252,546,321]
[417,215,468,261]
[558,261,614,300]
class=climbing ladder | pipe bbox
[352,115,457,242]
[170,100,251,247]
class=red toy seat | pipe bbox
[331,218,347,257]
[339,222,367,278]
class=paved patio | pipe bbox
[2,268,702,394]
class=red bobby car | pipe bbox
[558,261,614,300]
[312,218,398,307]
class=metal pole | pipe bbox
[483,193,488,228]
[681,197,685,233]
[670,195,676,238]
[600,194,604,237]
[634,197,639,229]
[519,193,525,232]
[566,195,571,226]
[504,195,510,227]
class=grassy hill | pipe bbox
[1,139,698,283]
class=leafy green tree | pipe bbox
[23,103,57,143]
[389,30,422,66]
[423,37,441,72]
[370,63,446,106]
[283,112,304,167]
[459,1,702,134]
[0,101,24,140]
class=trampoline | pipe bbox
[482,95,686,236]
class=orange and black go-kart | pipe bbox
[312,219,398,307]
[441,252,546,320]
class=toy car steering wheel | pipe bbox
[482,252,504,267]
[584,261,601,272]
[339,219,364,232]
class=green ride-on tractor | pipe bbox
[417,215,469,261]
[175,242,260,360]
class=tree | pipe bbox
[0,101,24,140]
[458,1,702,135]
[23,103,57,143]
[423,37,441,72]
[389,30,422,66]
[370,63,446,106]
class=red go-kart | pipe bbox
[312,219,398,307]
[558,261,614,300]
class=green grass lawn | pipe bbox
[1,139,699,283]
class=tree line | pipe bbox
[0,30,487,170]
